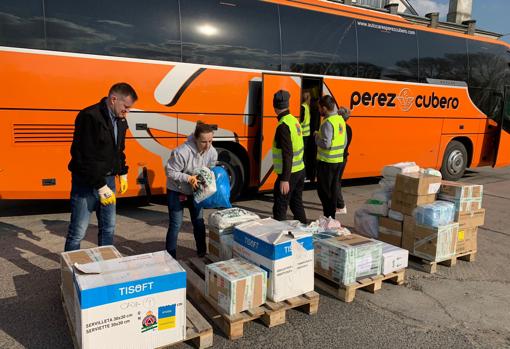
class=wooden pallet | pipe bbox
[61,296,213,349]
[409,250,477,274]
[181,256,319,340]
[314,269,406,303]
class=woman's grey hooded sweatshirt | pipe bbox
[166,135,218,195]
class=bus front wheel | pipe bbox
[440,140,468,181]
[216,147,245,200]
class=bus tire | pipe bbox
[440,140,468,181]
[216,147,245,200]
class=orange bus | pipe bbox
[1,0,510,200]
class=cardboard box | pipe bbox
[412,223,458,262]
[61,246,123,331]
[314,234,382,285]
[205,258,267,315]
[402,215,416,252]
[395,173,442,196]
[72,251,186,349]
[232,218,314,302]
[390,191,436,215]
[456,227,477,254]
[458,208,485,229]
[378,217,403,247]
[381,242,409,274]
[208,232,234,260]
[438,181,483,200]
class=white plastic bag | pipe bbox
[208,208,260,230]
[193,167,216,204]
[382,162,420,178]
[354,209,379,238]
[420,168,442,178]
[388,209,404,222]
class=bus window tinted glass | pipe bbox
[45,0,181,61]
[357,20,418,81]
[280,6,357,77]
[468,40,510,119]
[180,0,280,70]
[0,0,45,49]
[418,31,468,82]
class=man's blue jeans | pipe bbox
[166,190,206,258]
[64,176,116,251]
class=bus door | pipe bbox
[495,85,510,167]
[259,73,302,190]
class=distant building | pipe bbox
[352,0,418,15]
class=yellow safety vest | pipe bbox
[317,114,346,164]
[301,103,311,137]
[272,114,305,174]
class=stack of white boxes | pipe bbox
[208,208,260,260]
[232,218,314,302]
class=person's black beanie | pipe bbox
[273,90,290,110]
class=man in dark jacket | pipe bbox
[64,83,137,251]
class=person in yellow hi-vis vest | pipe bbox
[272,90,307,224]
[314,95,347,218]
[300,90,312,179]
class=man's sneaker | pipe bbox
[336,206,347,215]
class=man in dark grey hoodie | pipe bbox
[165,122,218,258]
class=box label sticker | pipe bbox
[428,183,441,194]
[158,304,176,331]
[458,230,465,241]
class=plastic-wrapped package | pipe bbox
[379,178,396,192]
[208,208,260,231]
[193,167,217,204]
[413,201,455,228]
[382,162,420,178]
[372,189,392,202]
[420,168,442,178]
[388,209,404,222]
[354,209,379,238]
[363,199,389,216]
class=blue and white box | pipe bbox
[232,218,314,302]
[72,251,186,349]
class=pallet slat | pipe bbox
[409,250,477,274]
[181,257,319,339]
[315,269,406,303]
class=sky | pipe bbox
[409,0,510,43]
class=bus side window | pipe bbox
[44,0,181,62]
[0,0,45,49]
[279,6,357,78]
[180,0,280,71]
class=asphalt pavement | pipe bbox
[1,166,509,348]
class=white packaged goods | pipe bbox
[72,251,186,349]
[232,218,314,302]
[193,167,216,203]
[205,258,267,315]
[382,162,420,178]
[380,242,408,274]
[379,178,396,192]
[61,246,123,332]
[354,209,379,238]
[209,234,234,260]
[420,168,442,178]
[208,208,260,231]
[388,209,404,221]
[315,234,382,285]
[372,189,392,202]
[364,199,389,216]
[437,181,483,217]
[413,201,455,228]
